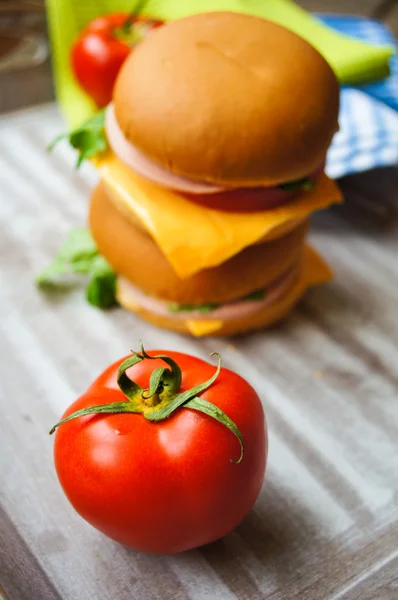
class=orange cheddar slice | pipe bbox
[94,152,342,278]
[185,319,224,337]
[182,246,332,337]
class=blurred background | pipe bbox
[0,0,397,113]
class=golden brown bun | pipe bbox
[116,246,332,337]
[89,182,308,304]
[114,12,339,187]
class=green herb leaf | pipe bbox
[168,302,219,314]
[36,229,97,284]
[245,290,266,302]
[48,110,107,167]
[167,291,266,313]
[198,303,220,313]
[86,255,117,309]
[279,177,316,192]
[36,228,117,309]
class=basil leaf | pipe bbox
[36,228,117,309]
[168,302,219,314]
[48,110,107,167]
[86,255,117,309]
[244,290,266,302]
[167,288,268,313]
[36,229,97,284]
[198,303,220,313]
[279,177,316,192]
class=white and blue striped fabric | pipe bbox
[321,15,398,179]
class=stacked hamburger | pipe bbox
[88,11,342,337]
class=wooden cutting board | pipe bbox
[0,104,397,600]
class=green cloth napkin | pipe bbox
[46,0,394,127]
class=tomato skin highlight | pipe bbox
[54,351,267,553]
[71,13,163,108]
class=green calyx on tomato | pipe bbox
[48,110,107,168]
[49,342,244,463]
[115,0,150,33]
[112,1,160,46]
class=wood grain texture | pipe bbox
[0,506,63,600]
[0,103,397,599]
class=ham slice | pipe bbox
[106,104,323,201]
[117,264,299,322]
[105,104,225,194]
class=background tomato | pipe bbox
[53,350,267,554]
[71,13,163,108]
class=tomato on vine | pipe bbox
[71,12,163,108]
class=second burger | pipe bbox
[73,12,343,336]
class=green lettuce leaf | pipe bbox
[244,290,266,301]
[168,302,220,314]
[167,288,267,314]
[86,255,117,309]
[279,177,316,192]
[48,110,107,167]
[36,228,117,309]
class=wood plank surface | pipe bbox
[1,2,397,598]
[0,103,397,600]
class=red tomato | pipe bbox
[53,349,267,554]
[183,164,325,212]
[71,13,163,108]
[183,186,294,212]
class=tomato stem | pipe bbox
[49,342,245,463]
[141,388,162,407]
[122,0,148,31]
[112,0,151,43]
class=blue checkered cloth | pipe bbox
[318,15,398,179]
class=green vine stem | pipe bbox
[49,341,244,463]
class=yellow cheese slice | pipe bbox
[304,244,333,285]
[116,246,331,337]
[94,152,342,278]
[185,319,224,337]
[181,245,332,337]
